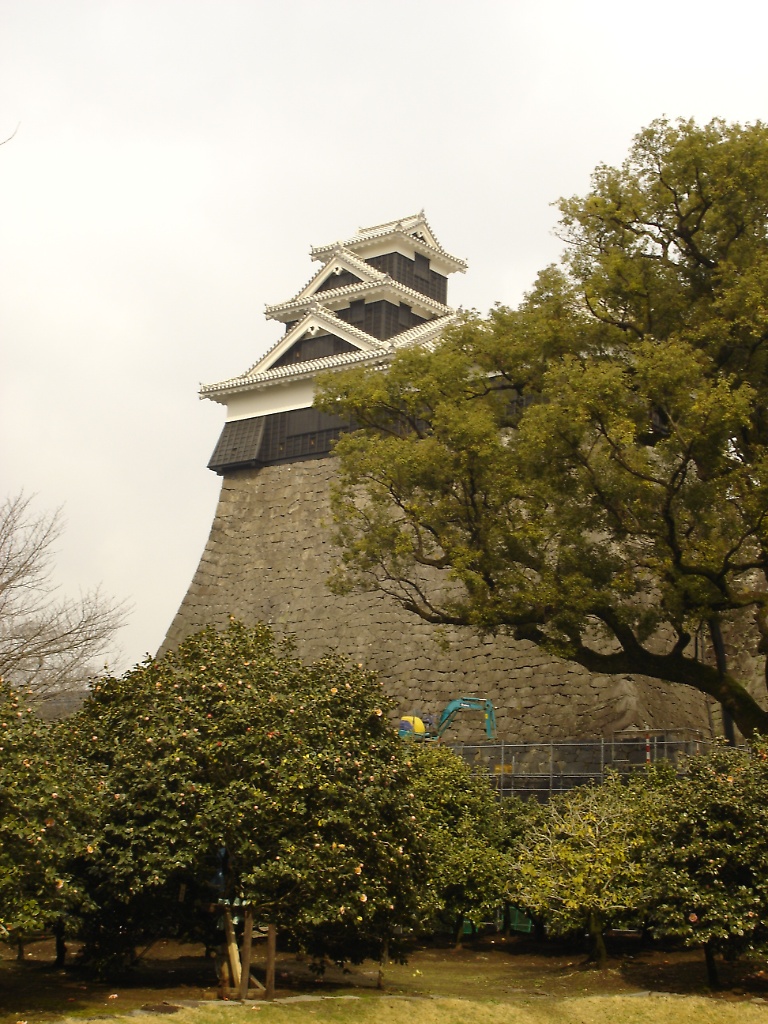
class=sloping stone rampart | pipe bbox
[161,459,715,744]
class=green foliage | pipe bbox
[63,620,428,970]
[408,745,510,932]
[650,742,768,959]
[512,771,670,963]
[0,680,87,938]
[316,117,768,736]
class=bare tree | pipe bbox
[0,493,126,703]
[0,123,19,146]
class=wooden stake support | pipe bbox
[265,923,277,1001]
[222,906,242,988]
[239,907,254,1001]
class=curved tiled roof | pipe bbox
[201,305,392,395]
[200,310,460,400]
[246,306,387,375]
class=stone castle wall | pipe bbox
[161,459,716,744]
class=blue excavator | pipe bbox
[398,697,497,743]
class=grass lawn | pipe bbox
[3,937,768,1024]
[60,994,768,1024]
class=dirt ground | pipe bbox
[2,934,767,1024]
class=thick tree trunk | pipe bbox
[709,619,737,744]
[586,911,607,968]
[454,915,464,950]
[565,626,768,738]
[704,941,719,988]
[377,938,389,990]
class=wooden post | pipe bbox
[222,906,242,989]
[265,923,277,1001]
[239,907,254,1001]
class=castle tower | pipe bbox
[202,213,466,474]
[162,215,714,745]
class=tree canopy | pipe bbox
[512,770,669,966]
[316,117,768,737]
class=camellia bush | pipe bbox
[512,769,672,966]
[649,742,768,987]
[62,619,430,972]
[408,744,511,944]
[0,680,88,945]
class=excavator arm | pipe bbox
[436,698,497,740]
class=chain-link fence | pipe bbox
[446,729,712,801]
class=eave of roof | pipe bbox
[200,306,391,395]
[200,307,461,402]
[265,277,451,322]
[200,345,392,400]
[247,306,387,374]
[390,312,459,350]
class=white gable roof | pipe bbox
[311,212,467,275]
[200,344,392,401]
[281,248,388,306]
[200,306,393,400]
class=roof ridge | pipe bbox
[390,312,458,349]
[355,212,423,236]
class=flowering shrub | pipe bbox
[65,620,428,970]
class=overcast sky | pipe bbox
[2,0,767,675]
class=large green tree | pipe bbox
[316,118,768,736]
[64,620,429,971]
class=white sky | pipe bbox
[2,0,767,675]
